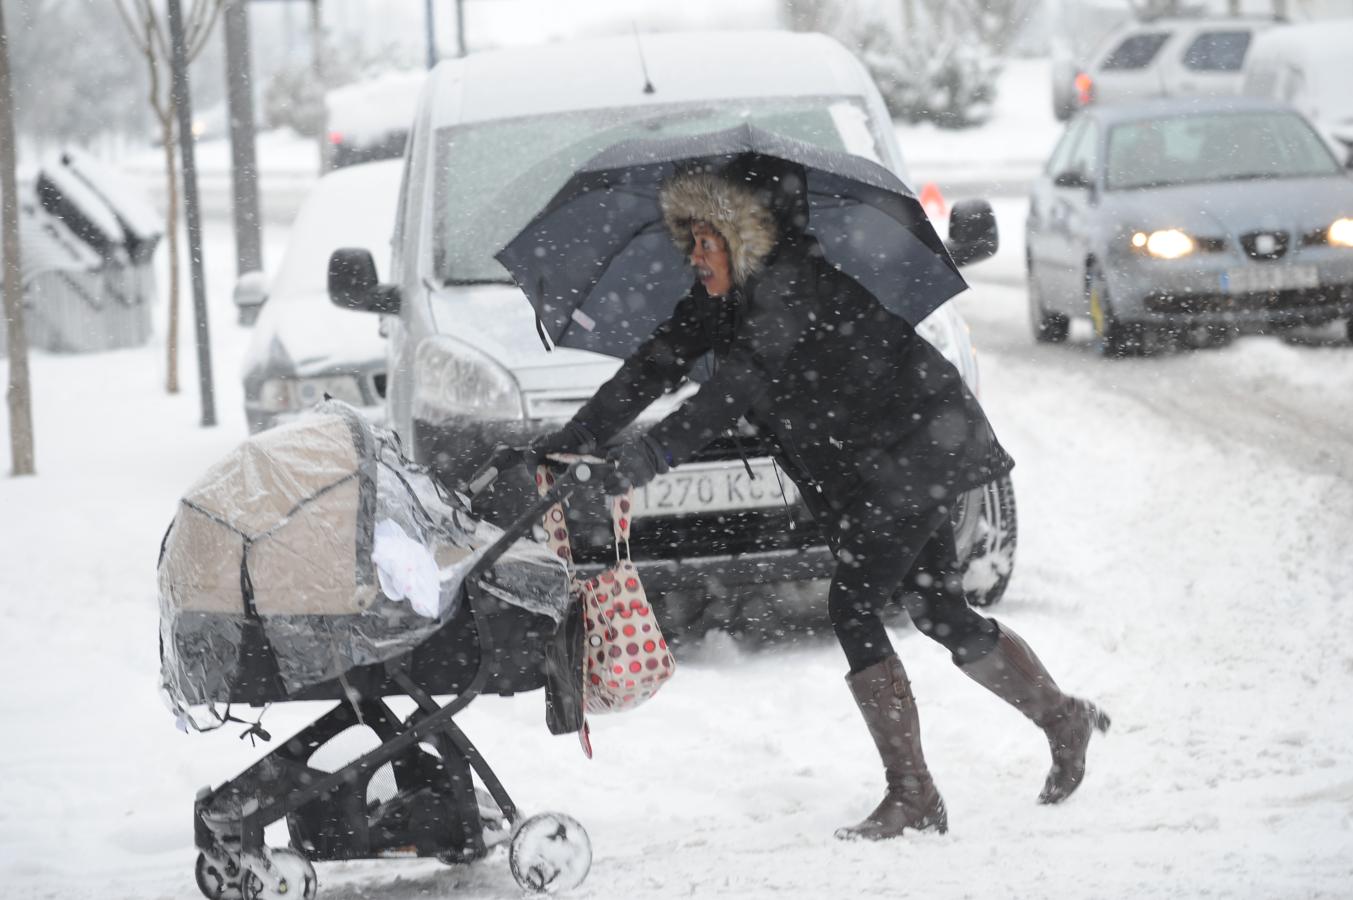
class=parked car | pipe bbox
[239,160,400,432]
[326,71,425,169]
[1026,98,1353,355]
[1054,16,1278,121]
[1242,20,1353,166]
[326,31,1016,628]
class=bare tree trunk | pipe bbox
[1,0,35,476]
[115,0,224,396]
[160,117,181,394]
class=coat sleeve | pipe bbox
[569,290,711,446]
[646,263,812,467]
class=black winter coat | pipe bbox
[572,235,1014,537]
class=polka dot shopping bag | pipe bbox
[535,461,676,726]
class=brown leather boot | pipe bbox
[959,621,1110,805]
[835,654,948,840]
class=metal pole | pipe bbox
[224,0,263,276]
[311,0,329,170]
[455,0,466,57]
[0,0,35,474]
[424,0,437,69]
[167,0,217,428]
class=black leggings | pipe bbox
[827,502,998,673]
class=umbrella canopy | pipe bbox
[495,123,967,360]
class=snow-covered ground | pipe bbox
[3,176,1353,897]
[5,49,1353,899]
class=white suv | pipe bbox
[327,31,1017,628]
[1055,16,1278,120]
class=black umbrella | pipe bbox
[495,123,967,359]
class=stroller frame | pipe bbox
[192,455,593,897]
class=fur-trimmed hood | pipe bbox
[659,171,778,286]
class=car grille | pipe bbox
[1240,230,1289,261]
[1145,284,1352,314]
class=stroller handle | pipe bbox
[463,444,524,497]
[463,444,616,498]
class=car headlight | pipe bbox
[257,375,364,413]
[1131,229,1195,259]
[915,308,980,396]
[413,334,524,421]
[1329,217,1353,248]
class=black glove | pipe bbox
[526,420,596,467]
[603,434,670,495]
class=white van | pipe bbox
[326,31,1016,625]
[1242,21,1353,165]
[1055,16,1277,120]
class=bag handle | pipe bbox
[611,491,635,565]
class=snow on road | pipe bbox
[2,205,1352,899]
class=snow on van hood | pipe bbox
[429,283,620,393]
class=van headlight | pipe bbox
[413,335,524,421]
[916,309,980,396]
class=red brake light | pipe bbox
[328,130,344,145]
[1074,73,1094,106]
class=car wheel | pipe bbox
[1028,267,1069,343]
[952,475,1017,608]
[1346,318,1353,345]
[1087,265,1144,358]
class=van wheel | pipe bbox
[1088,266,1144,358]
[1028,270,1069,343]
[953,475,1017,608]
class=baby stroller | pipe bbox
[158,404,601,898]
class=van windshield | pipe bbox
[433,96,884,284]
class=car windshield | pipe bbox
[432,96,884,284]
[1105,111,1341,191]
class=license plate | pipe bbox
[1221,265,1319,294]
[632,461,798,518]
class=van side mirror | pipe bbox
[232,270,268,326]
[328,248,401,315]
[1053,169,1091,189]
[946,199,999,268]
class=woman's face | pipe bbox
[689,222,732,297]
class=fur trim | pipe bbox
[660,172,777,285]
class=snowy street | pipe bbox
[2,192,1351,897]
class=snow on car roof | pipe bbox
[270,159,404,298]
[326,70,427,143]
[428,31,871,127]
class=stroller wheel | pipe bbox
[509,813,591,894]
[195,851,243,900]
[240,848,317,900]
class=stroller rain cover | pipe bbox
[158,400,570,724]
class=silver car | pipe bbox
[239,160,400,432]
[1027,98,1353,354]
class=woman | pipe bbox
[532,157,1109,839]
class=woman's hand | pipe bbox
[526,421,596,467]
[603,434,670,495]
